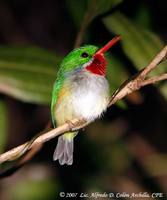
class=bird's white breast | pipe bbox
[66,70,109,121]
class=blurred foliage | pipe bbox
[66,0,123,27]
[103,12,166,75]
[0,46,61,104]
[103,11,167,97]
[0,0,165,105]
[106,54,129,108]
[0,99,7,153]
[133,2,151,29]
[11,179,57,200]
[0,0,166,200]
[2,165,60,200]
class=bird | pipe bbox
[51,36,121,165]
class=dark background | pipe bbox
[0,1,166,200]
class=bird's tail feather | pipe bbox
[53,132,77,165]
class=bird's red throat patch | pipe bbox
[86,54,106,76]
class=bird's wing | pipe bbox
[51,75,64,127]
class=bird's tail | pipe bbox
[53,132,77,165]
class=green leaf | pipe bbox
[0,99,7,153]
[86,0,123,21]
[103,12,167,97]
[133,2,151,29]
[66,0,123,27]
[0,46,62,104]
[66,0,87,27]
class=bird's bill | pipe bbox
[95,36,121,55]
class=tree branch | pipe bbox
[141,73,167,87]
[109,45,167,106]
[0,45,167,164]
[0,118,87,164]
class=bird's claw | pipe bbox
[66,120,76,131]
[66,119,87,131]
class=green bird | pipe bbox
[51,36,121,165]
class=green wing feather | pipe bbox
[51,70,64,127]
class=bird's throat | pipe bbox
[86,54,106,76]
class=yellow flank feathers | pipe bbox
[54,84,73,125]
[54,84,77,142]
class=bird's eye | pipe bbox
[81,52,89,58]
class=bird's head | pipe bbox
[60,36,121,76]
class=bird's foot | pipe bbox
[66,119,88,131]
[66,120,76,131]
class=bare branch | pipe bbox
[0,45,167,164]
[140,46,167,77]
[109,45,167,106]
[0,118,86,164]
[141,73,167,87]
